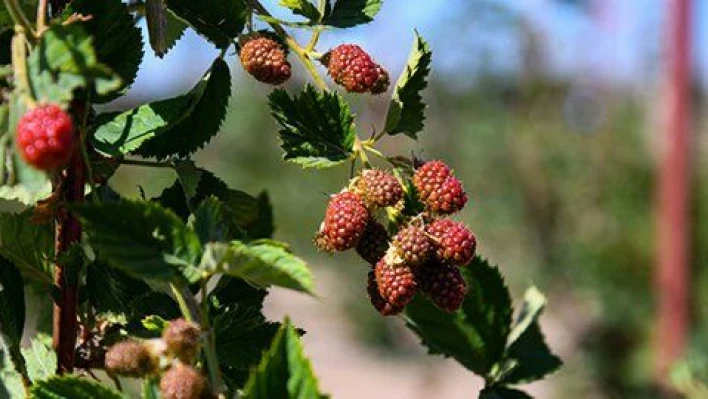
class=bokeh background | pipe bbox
[107,1,708,397]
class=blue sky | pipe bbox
[121,0,708,103]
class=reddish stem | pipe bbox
[52,116,85,374]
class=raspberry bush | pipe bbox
[0,0,561,398]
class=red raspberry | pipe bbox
[321,191,369,251]
[426,219,476,266]
[356,221,389,265]
[16,104,75,171]
[391,225,431,267]
[163,319,201,363]
[367,269,403,316]
[413,161,451,202]
[159,363,207,399]
[416,263,467,312]
[374,258,417,307]
[323,44,389,94]
[240,36,291,85]
[413,161,468,214]
[104,340,157,377]
[357,169,403,208]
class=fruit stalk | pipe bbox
[52,136,84,373]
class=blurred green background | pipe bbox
[106,0,708,397]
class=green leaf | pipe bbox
[494,287,561,385]
[242,321,327,399]
[0,258,26,381]
[142,378,160,399]
[0,95,51,205]
[214,305,280,372]
[146,0,187,58]
[190,196,231,244]
[71,200,203,283]
[209,276,267,314]
[166,0,248,48]
[0,210,53,285]
[200,241,315,295]
[85,261,157,317]
[0,336,27,399]
[280,0,322,21]
[404,256,512,376]
[174,160,201,201]
[31,375,122,399]
[21,336,56,384]
[268,85,356,168]
[136,58,231,158]
[92,58,231,158]
[0,258,25,358]
[322,0,382,28]
[479,387,533,399]
[507,286,546,346]
[384,31,431,139]
[27,24,121,105]
[155,168,260,234]
[247,192,275,240]
[65,0,144,102]
[497,322,562,385]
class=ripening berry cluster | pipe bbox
[315,161,476,315]
[104,319,208,399]
[239,35,389,94]
[16,104,75,171]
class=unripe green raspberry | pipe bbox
[104,340,157,377]
[159,363,207,399]
[163,318,201,363]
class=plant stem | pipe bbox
[3,0,36,40]
[11,29,36,107]
[172,283,225,397]
[36,0,47,34]
[251,0,328,91]
[53,102,87,373]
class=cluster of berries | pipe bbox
[315,161,475,315]
[104,319,208,399]
[239,35,389,94]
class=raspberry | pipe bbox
[391,225,431,267]
[374,258,417,307]
[356,221,389,265]
[323,44,389,94]
[416,263,467,312]
[413,161,467,214]
[163,319,201,363]
[239,36,291,85]
[320,191,370,251]
[159,363,207,399]
[357,169,403,208]
[426,219,476,266]
[104,340,157,377]
[16,104,75,171]
[367,269,403,316]
[413,161,451,202]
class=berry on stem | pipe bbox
[104,340,157,377]
[367,269,404,316]
[16,104,75,171]
[356,221,390,265]
[323,44,389,94]
[357,169,403,208]
[427,219,477,266]
[413,161,468,214]
[416,263,467,312]
[159,363,207,399]
[240,36,292,85]
[163,318,201,363]
[320,191,370,251]
[374,258,417,307]
[391,225,431,267]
